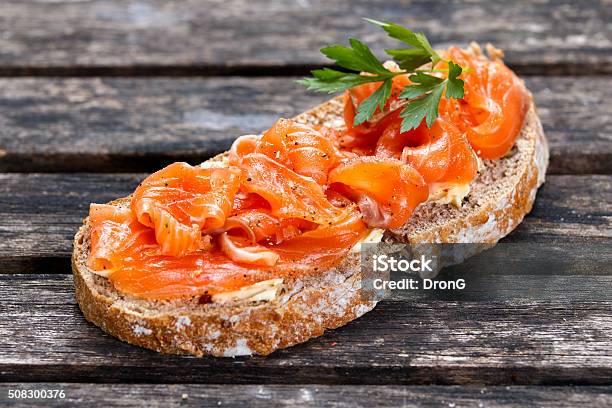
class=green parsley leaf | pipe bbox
[354,79,393,126]
[308,67,347,81]
[408,71,445,87]
[445,61,465,99]
[321,38,390,75]
[399,72,443,98]
[364,18,441,64]
[399,84,444,132]
[385,48,432,71]
[296,69,387,93]
[399,72,449,130]
[297,19,466,129]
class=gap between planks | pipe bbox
[0,62,609,78]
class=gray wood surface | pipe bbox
[0,384,610,407]
[0,76,610,174]
[1,0,610,399]
[0,173,609,273]
[1,274,611,384]
[0,0,610,75]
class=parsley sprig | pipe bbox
[297,19,465,132]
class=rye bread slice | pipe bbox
[72,95,548,357]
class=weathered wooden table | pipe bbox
[0,1,611,406]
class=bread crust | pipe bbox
[73,230,374,356]
[72,95,548,357]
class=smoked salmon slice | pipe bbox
[238,153,348,225]
[339,94,403,150]
[87,117,369,300]
[131,162,241,257]
[338,45,527,161]
[440,45,529,159]
[108,249,275,300]
[88,204,366,300]
[87,204,159,274]
[225,208,316,244]
[375,120,428,160]
[400,118,479,187]
[231,119,342,185]
[107,214,366,300]
[271,209,367,271]
[328,157,428,229]
[87,204,260,299]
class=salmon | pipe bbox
[440,46,529,159]
[108,249,274,300]
[107,216,367,300]
[400,118,479,186]
[226,208,316,244]
[231,190,270,213]
[338,63,412,150]
[239,153,347,225]
[88,205,254,297]
[88,204,366,300]
[87,204,159,274]
[131,162,241,257]
[339,94,403,150]
[88,119,369,299]
[375,120,428,160]
[230,119,341,185]
[221,208,366,273]
[328,157,428,229]
[271,209,367,270]
[218,233,280,267]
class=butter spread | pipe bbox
[428,183,471,207]
[212,278,284,304]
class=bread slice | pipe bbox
[72,95,548,357]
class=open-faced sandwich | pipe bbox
[72,20,548,356]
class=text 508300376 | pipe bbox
[7,389,65,399]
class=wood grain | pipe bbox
[0,173,609,273]
[0,274,610,384]
[0,0,610,75]
[1,384,610,407]
[0,76,610,174]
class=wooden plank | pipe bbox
[0,1,610,75]
[0,173,609,274]
[0,384,610,407]
[0,76,610,174]
[0,274,611,384]
[0,77,318,173]
[0,173,140,271]
[527,76,612,175]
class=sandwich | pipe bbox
[72,20,548,356]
